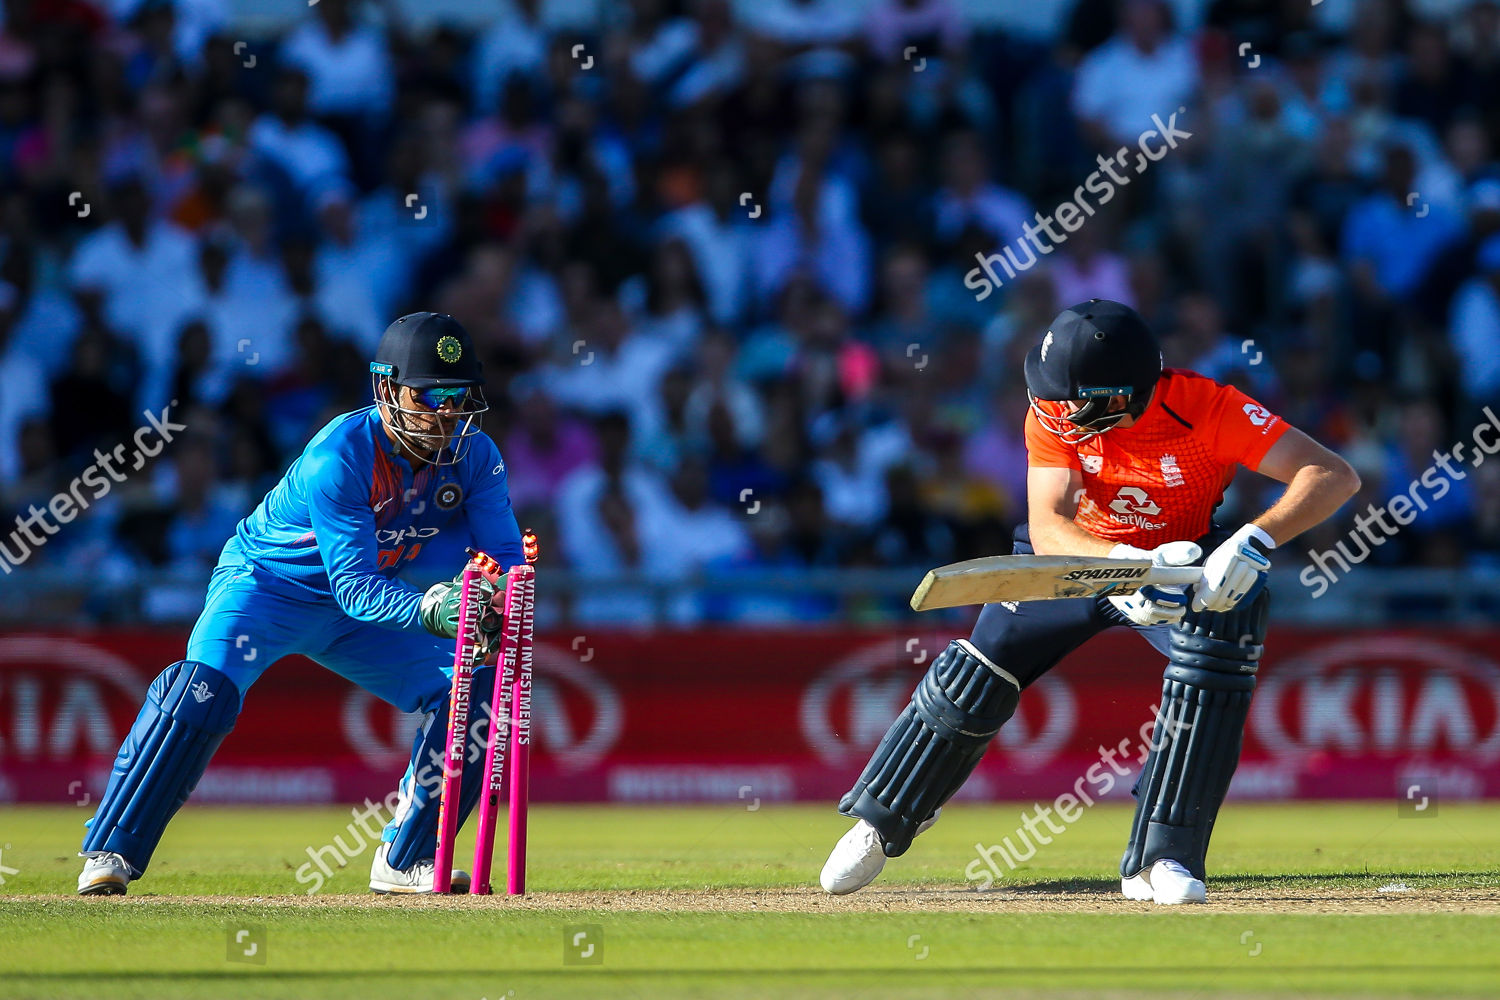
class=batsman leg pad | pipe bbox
[81,661,243,874]
[1121,590,1269,882]
[384,665,494,871]
[839,640,1020,857]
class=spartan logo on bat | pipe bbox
[1061,567,1150,582]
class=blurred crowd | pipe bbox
[1,0,1498,624]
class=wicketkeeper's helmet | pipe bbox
[370,312,489,464]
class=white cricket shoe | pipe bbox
[1121,858,1206,905]
[369,842,471,894]
[77,852,132,896]
[819,810,940,895]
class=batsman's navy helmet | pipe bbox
[1024,299,1161,442]
[370,312,483,388]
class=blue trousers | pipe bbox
[84,560,477,874]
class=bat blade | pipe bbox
[909,555,1202,611]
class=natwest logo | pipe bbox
[1243,402,1275,428]
[1252,638,1500,761]
[1106,486,1166,530]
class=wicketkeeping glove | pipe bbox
[1106,540,1203,627]
[420,572,505,644]
[1192,523,1274,613]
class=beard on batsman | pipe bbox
[820,299,1362,905]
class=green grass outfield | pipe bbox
[2,801,1498,999]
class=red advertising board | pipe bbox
[2,627,1497,805]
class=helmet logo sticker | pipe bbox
[1040,330,1053,361]
[436,336,462,363]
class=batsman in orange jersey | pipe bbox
[821,299,1361,904]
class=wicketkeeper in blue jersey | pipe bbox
[77,312,525,895]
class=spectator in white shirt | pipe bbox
[67,176,199,409]
[656,456,752,622]
[539,297,685,435]
[685,327,764,453]
[247,69,352,205]
[283,236,383,354]
[313,186,407,322]
[1072,0,1198,149]
[278,0,393,119]
[756,128,873,313]
[658,160,751,325]
[555,411,680,624]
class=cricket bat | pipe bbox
[909,555,1202,611]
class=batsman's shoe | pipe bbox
[369,843,471,894]
[1121,859,1206,905]
[820,810,940,895]
[77,852,132,896]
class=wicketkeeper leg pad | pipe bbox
[81,660,243,875]
[384,665,494,871]
[1120,590,1269,882]
[839,640,1021,857]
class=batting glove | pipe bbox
[1192,524,1274,613]
[1106,540,1203,627]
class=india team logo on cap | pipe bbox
[436,335,462,363]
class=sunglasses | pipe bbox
[411,386,472,410]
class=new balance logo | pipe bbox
[190,682,215,703]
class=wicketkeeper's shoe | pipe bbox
[77,852,132,896]
[1121,859,1207,905]
[369,842,471,894]
[819,810,940,895]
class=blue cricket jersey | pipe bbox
[218,406,523,630]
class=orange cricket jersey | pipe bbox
[1024,368,1290,547]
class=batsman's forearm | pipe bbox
[1253,459,1361,546]
[1027,514,1119,557]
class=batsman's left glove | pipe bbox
[1106,540,1202,627]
